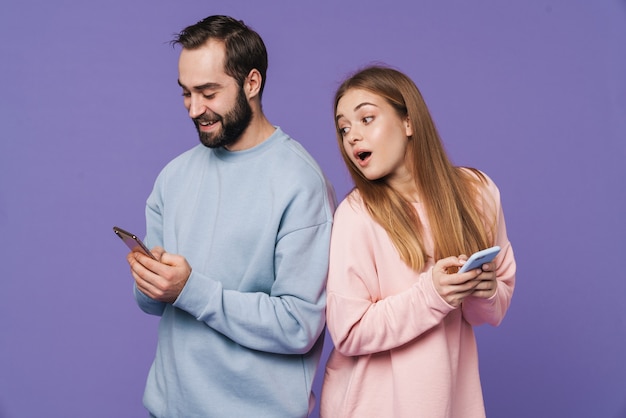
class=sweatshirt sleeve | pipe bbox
[326,197,456,357]
[461,175,516,326]
[132,167,167,317]
[169,160,335,356]
[135,142,335,355]
[173,221,332,355]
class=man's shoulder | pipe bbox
[271,132,325,177]
[266,131,337,211]
[160,145,210,171]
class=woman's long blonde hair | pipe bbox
[334,65,495,271]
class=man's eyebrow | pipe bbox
[335,102,378,122]
[177,80,222,91]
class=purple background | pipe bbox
[1,1,625,417]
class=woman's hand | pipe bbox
[469,262,497,299]
[432,256,483,307]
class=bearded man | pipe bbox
[125,15,335,418]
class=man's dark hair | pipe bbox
[172,15,268,97]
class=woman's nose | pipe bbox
[347,128,362,144]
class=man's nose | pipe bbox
[188,95,206,119]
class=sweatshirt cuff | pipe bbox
[424,268,457,313]
[172,269,221,319]
[134,284,166,315]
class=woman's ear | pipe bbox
[405,117,413,137]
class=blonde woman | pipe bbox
[321,66,516,418]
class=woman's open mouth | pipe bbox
[354,150,372,166]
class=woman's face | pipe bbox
[336,88,413,187]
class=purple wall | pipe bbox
[1,1,625,417]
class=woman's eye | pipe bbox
[339,126,350,136]
[362,116,374,124]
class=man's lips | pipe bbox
[196,118,220,132]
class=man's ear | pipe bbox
[244,69,263,99]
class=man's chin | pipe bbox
[199,137,222,149]
[199,132,236,149]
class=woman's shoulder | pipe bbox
[334,189,372,222]
[332,190,390,244]
[337,189,365,211]
[457,167,503,215]
[458,167,500,194]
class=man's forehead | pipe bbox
[180,39,226,64]
[178,41,232,88]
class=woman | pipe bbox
[320,66,516,417]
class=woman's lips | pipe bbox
[354,150,372,166]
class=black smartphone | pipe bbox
[113,226,157,260]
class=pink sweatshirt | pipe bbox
[320,173,516,418]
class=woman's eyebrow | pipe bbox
[354,102,377,111]
[336,102,378,122]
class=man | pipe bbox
[126,15,335,417]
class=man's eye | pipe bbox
[203,93,216,100]
[182,91,191,98]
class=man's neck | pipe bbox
[225,115,276,152]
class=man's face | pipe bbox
[178,40,252,149]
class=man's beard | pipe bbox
[193,87,253,149]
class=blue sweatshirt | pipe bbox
[135,127,336,417]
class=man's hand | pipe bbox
[127,246,192,303]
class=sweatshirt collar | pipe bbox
[213,126,284,162]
